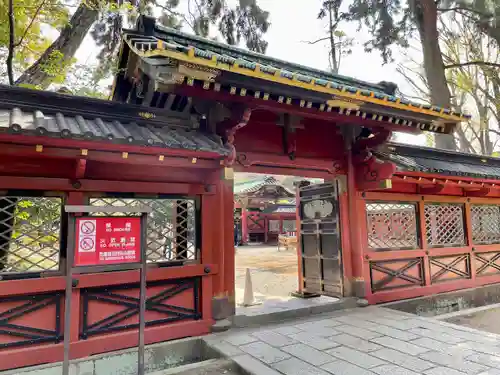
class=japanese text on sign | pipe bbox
[74,217,141,266]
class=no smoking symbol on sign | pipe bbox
[80,237,95,252]
[81,221,95,234]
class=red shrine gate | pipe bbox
[0,14,472,371]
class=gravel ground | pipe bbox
[445,306,500,334]
[234,245,298,301]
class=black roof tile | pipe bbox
[0,85,229,156]
[376,144,500,179]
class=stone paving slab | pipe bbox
[419,351,489,374]
[329,333,383,352]
[204,306,500,375]
[281,344,336,366]
[251,331,298,347]
[321,359,376,375]
[272,357,331,375]
[288,332,340,350]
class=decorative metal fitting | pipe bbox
[204,266,211,274]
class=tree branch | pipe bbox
[301,37,330,45]
[437,6,491,17]
[7,0,15,85]
[154,0,195,30]
[14,0,47,48]
[444,61,500,69]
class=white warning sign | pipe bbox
[78,220,96,253]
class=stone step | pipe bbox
[149,359,239,375]
[2,337,220,375]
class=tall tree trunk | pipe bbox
[16,2,99,89]
[328,4,339,73]
[413,0,456,150]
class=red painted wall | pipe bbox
[234,117,346,162]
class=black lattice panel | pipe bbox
[429,254,471,283]
[366,202,419,250]
[471,205,500,245]
[0,292,62,348]
[0,196,62,275]
[89,198,197,263]
[425,204,465,248]
[370,258,424,292]
[80,278,201,338]
[475,251,500,277]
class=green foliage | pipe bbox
[1,0,270,96]
[2,197,62,272]
[316,0,353,73]
[343,0,413,63]
[0,0,69,71]
[40,50,76,84]
[60,62,112,99]
[91,0,270,79]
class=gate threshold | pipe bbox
[232,296,357,328]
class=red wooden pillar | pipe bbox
[418,200,432,287]
[347,150,366,298]
[295,184,304,293]
[339,189,353,295]
[211,168,236,320]
[222,169,235,316]
[201,191,216,323]
[464,202,476,282]
[241,206,248,245]
[212,179,225,298]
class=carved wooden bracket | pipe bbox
[351,127,396,191]
[224,108,252,167]
[277,114,302,160]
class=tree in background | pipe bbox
[92,0,270,84]
[303,1,353,74]
[1,0,270,90]
[397,11,500,155]
[314,0,353,73]
[342,0,499,151]
[1,0,69,85]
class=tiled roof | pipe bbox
[117,15,470,129]
[0,86,229,156]
[234,176,281,194]
[376,144,500,179]
[151,25,386,94]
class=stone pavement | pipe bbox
[203,306,500,375]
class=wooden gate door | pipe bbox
[299,182,343,297]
